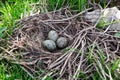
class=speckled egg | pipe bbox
[56,37,68,48]
[48,30,58,41]
[43,40,56,51]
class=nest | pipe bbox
[4,6,120,80]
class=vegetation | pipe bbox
[0,0,38,79]
[47,0,87,11]
[0,0,120,80]
[0,0,38,36]
[0,61,32,80]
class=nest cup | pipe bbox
[12,9,82,54]
[11,6,120,79]
[11,8,93,79]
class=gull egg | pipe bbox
[48,30,58,41]
[43,40,56,51]
[57,37,68,48]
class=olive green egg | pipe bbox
[43,40,56,51]
[48,30,58,41]
[56,37,68,48]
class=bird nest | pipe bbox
[4,6,120,80]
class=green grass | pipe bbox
[87,44,120,80]
[0,61,32,80]
[74,43,120,80]
[47,0,87,12]
[0,0,39,80]
[0,0,38,37]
